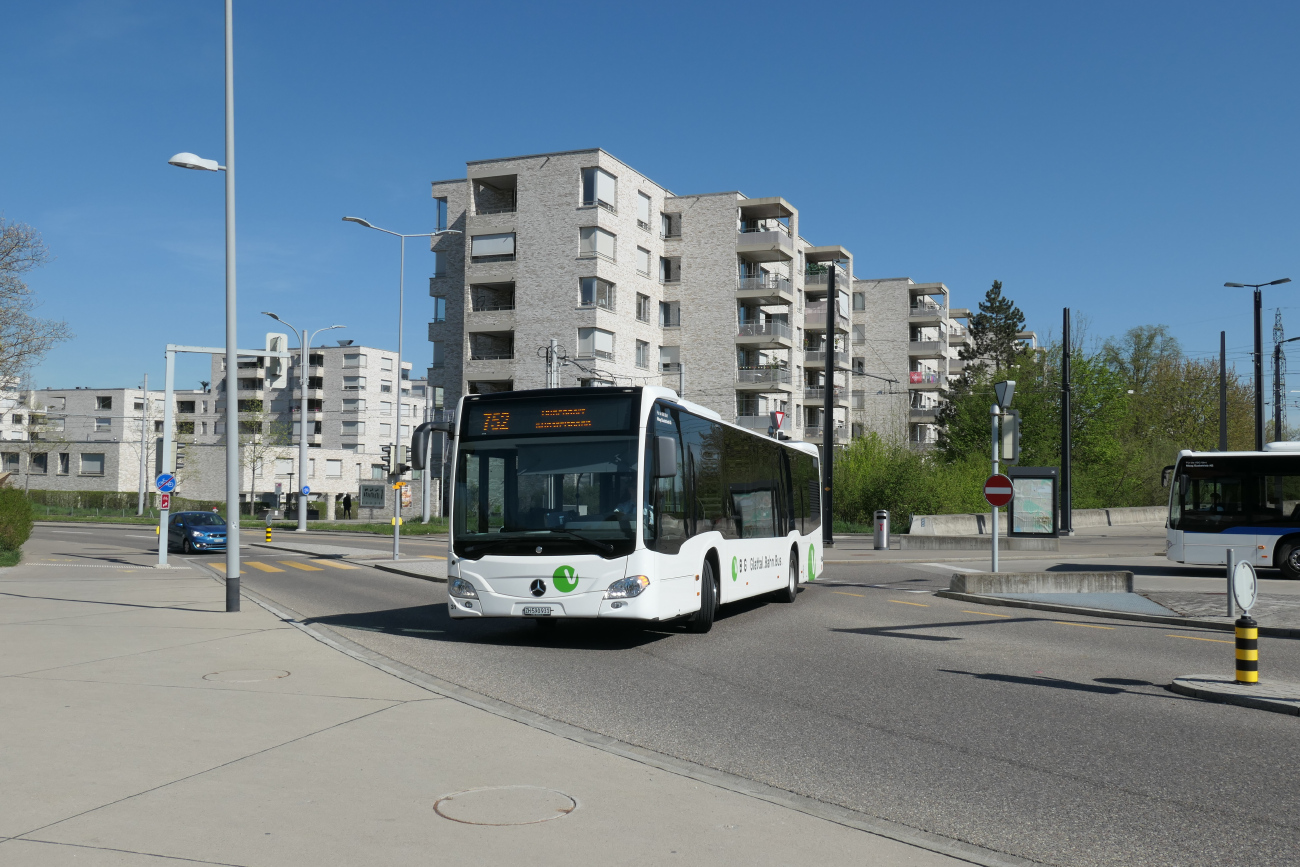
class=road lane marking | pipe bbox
[1053,621,1114,630]
[891,600,930,607]
[279,560,324,571]
[421,555,447,560]
[245,561,284,573]
[832,591,865,598]
[963,610,1011,617]
[314,559,359,570]
[209,562,226,572]
[1167,634,1233,644]
[925,563,982,573]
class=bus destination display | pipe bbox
[463,395,634,437]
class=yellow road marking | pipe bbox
[279,560,323,571]
[964,610,1011,617]
[209,562,226,572]
[245,561,284,573]
[1053,621,1114,630]
[421,555,447,560]
[1167,634,1233,644]
[891,600,930,607]
[314,559,359,570]
[833,591,865,598]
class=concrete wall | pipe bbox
[909,506,1167,535]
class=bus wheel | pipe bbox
[1280,543,1300,580]
[774,555,798,603]
[686,559,717,633]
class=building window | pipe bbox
[342,420,365,436]
[470,232,516,263]
[343,376,365,390]
[57,453,70,475]
[307,398,323,412]
[94,417,111,432]
[431,297,446,323]
[434,387,445,409]
[50,418,65,432]
[0,453,16,473]
[30,453,48,474]
[177,421,195,434]
[275,458,293,476]
[853,291,866,310]
[581,167,617,212]
[659,256,681,283]
[309,353,325,366]
[80,453,106,475]
[635,340,649,369]
[96,396,112,410]
[380,380,393,394]
[177,401,196,414]
[380,423,392,437]
[379,401,393,416]
[432,250,446,278]
[343,398,365,412]
[636,246,651,277]
[433,196,448,231]
[659,301,681,328]
[577,327,615,360]
[343,353,367,369]
[637,192,652,230]
[636,293,651,322]
[371,464,386,480]
[431,341,445,369]
[660,213,681,239]
[326,459,343,478]
[579,277,616,311]
[579,226,616,261]
[154,421,163,433]
[381,357,393,371]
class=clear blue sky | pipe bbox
[3,1,1297,395]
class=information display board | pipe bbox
[358,482,387,509]
[461,394,635,438]
[1008,466,1059,537]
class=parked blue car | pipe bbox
[167,511,228,554]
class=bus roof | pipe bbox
[1179,442,1300,459]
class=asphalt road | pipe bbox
[34,524,1300,867]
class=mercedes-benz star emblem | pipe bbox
[530,579,546,597]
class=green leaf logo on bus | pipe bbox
[808,544,816,582]
[731,556,738,581]
[553,565,579,593]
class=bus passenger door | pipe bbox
[645,405,695,617]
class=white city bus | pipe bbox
[445,386,823,632]
[1166,442,1300,579]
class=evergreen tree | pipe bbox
[961,280,1026,373]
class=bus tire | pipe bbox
[774,552,798,603]
[686,558,717,633]
[1279,542,1300,580]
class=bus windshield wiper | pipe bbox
[538,529,615,554]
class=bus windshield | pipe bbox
[453,434,639,558]
[1171,455,1300,533]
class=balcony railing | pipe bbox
[579,298,617,313]
[804,303,850,328]
[802,387,846,401]
[580,198,617,215]
[803,267,850,288]
[735,415,772,430]
[659,362,682,373]
[470,349,515,361]
[908,372,941,385]
[910,304,946,318]
[471,299,515,311]
[637,219,651,232]
[737,321,791,340]
[739,223,791,237]
[474,205,516,216]
[471,254,516,264]
[737,367,791,386]
[738,275,794,295]
[804,425,848,442]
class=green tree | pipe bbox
[0,218,72,380]
[1102,325,1182,390]
[960,280,1025,373]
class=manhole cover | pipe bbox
[203,669,291,683]
[433,786,577,826]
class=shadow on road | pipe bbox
[831,616,1042,641]
[939,669,1193,702]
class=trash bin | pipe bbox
[873,510,890,550]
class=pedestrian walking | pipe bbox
[343,493,352,519]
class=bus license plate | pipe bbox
[522,606,553,617]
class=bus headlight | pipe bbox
[605,575,650,599]
[448,577,479,599]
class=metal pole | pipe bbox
[297,327,308,531]
[393,234,405,560]
[1255,288,1264,451]
[421,400,432,523]
[223,0,240,611]
[158,351,175,567]
[991,403,1000,572]
[822,265,835,549]
[1226,548,1236,618]
[137,373,148,516]
[1220,331,1228,450]
[1275,343,1284,444]
[1061,308,1072,536]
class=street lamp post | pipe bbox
[1226,279,1292,451]
[343,217,460,559]
[263,313,344,532]
[166,0,240,612]
[1273,334,1300,444]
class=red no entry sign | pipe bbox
[984,474,1013,507]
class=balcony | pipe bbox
[804,303,849,333]
[802,387,848,404]
[803,266,850,290]
[736,225,795,263]
[909,304,947,323]
[908,340,946,358]
[736,274,795,305]
[910,407,940,423]
[803,350,850,369]
[736,367,793,392]
[469,348,514,361]
[735,414,774,431]
[803,425,849,444]
[908,372,943,390]
[735,320,792,349]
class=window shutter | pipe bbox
[595,169,616,207]
[594,330,614,354]
[596,228,615,259]
[471,233,516,257]
[637,192,651,223]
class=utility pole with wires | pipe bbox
[1276,308,1287,443]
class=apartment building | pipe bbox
[848,278,972,448]
[426,148,857,446]
[0,342,444,517]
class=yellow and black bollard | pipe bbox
[1235,615,1258,684]
[265,527,273,543]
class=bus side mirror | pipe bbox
[1161,466,1175,488]
[654,436,677,478]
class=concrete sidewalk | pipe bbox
[0,547,988,867]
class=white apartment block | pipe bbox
[426,148,859,447]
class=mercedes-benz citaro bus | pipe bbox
[446,386,823,632]
[1166,442,1300,579]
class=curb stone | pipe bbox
[1169,675,1300,716]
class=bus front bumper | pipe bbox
[447,587,657,620]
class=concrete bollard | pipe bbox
[1235,615,1258,684]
